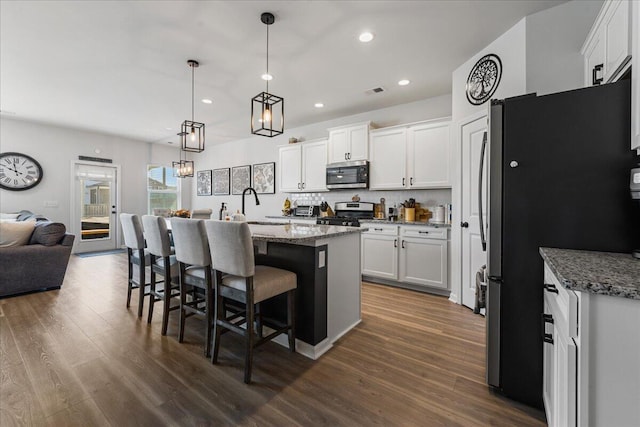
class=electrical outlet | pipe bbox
[43,201,59,208]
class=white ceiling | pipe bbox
[0,0,565,146]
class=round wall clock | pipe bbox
[0,152,43,191]
[466,53,503,105]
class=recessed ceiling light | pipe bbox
[201,98,213,104]
[314,103,324,108]
[398,79,410,86]
[359,32,374,43]
[262,73,273,81]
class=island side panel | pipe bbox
[321,233,362,342]
[256,243,328,346]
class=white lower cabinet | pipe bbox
[542,261,640,427]
[361,224,448,291]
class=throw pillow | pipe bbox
[29,221,67,246]
[16,210,34,221]
[0,221,36,247]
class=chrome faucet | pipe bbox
[242,187,260,215]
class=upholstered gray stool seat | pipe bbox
[205,220,297,384]
[221,266,296,304]
[142,215,181,335]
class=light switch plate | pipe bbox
[319,250,326,268]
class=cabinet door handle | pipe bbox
[592,64,604,85]
[297,182,301,190]
[542,313,554,324]
[348,153,351,160]
[344,153,348,161]
[302,182,305,189]
[410,177,413,186]
[418,231,429,234]
[544,283,559,294]
[543,334,554,345]
[394,239,397,248]
[402,177,406,186]
[401,240,405,249]
[541,313,554,345]
[374,228,383,231]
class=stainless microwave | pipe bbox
[326,160,369,189]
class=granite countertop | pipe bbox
[249,223,364,244]
[540,247,640,300]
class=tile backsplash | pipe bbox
[287,188,451,212]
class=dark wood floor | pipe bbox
[1,253,546,426]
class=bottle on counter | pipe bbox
[219,202,227,220]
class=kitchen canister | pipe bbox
[433,205,446,223]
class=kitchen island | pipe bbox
[249,222,364,359]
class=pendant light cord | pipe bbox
[266,23,269,94]
[191,63,195,121]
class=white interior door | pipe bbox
[461,114,488,309]
[72,162,119,253]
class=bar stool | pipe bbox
[204,220,297,384]
[170,217,214,356]
[142,215,180,335]
[120,213,150,318]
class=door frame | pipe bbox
[450,109,488,305]
[70,160,121,254]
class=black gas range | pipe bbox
[316,202,375,227]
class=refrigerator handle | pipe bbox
[478,131,487,251]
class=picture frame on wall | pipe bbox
[196,170,212,196]
[252,162,275,194]
[231,165,252,195]
[212,168,230,196]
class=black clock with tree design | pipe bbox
[466,54,502,105]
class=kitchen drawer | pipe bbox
[363,224,398,235]
[401,226,447,240]
[544,263,578,339]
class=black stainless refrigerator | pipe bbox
[484,79,639,409]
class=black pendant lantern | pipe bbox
[179,60,206,152]
[172,150,194,178]
[251,12,284,137]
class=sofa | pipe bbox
[0,210,75,298]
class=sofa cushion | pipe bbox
[29,221,67,246]
[16,210,35,221]
[0,221,36,247]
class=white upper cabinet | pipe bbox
[582,0,632,86]
[369,119,451,190]
[369,127,407,189]
[632,0,640,150]
[408,121,451,188]
[327,122,370,163]
[278,139,327,193]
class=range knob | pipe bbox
[342,221,348,226]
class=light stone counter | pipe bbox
[539,247,640,300]
[249,223,364,244]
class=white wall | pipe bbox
[190,94,453,220]
[0,117,185,236]
[526,0,603,95]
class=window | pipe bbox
[147,165,180,214]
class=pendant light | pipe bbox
[179,59,205,152]
[172,149,194,178]
[251,12,284,137]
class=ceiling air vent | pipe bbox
[365,87,385,95]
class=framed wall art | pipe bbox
[196,170,212,196]
[231,165,251,195]
[212,168,230,196]
[252,162,275,194]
